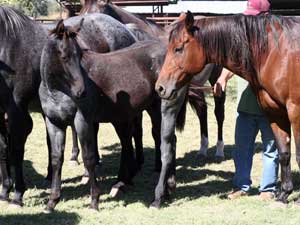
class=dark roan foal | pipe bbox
[40,20,168,211]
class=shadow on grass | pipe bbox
[178,142,264,168]
[20,141,267,209]
[0,211,80,225]
[177,144,236,168]
[24,160,49,189]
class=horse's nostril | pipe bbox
[158,85,165,93]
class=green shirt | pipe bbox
[237,78,263,115]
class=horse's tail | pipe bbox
[176,95,188,132]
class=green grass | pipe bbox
[1,78,300,225]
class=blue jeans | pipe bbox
[233,112,279,193]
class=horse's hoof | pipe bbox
[149,200,161,209]
[43,206,54,214]
[69,160,80,166]
[89,203,99,211]
[81,176,89,185]
[276,194,289,204]
[215,156,224,163]
[109,181,125,198]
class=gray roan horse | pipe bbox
[40,20,170,211]
[0,6,136,209]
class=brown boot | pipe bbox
[227,190,248,200]
[259,192,275,201]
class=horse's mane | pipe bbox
[0,6,32,41]
[171,14,299,77]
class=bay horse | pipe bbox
[41,20,170,211]
[154,11,300,207]
[80,0,226,161]
[0,6,136,208]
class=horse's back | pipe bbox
[64,13,137,51]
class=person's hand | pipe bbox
[213,68,233,97]
[213,78,227,97]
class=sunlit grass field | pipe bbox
[1,78,300,225]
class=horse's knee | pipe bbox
[279,151,291,166]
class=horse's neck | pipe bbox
[200,17,258,82]
[111,5,143,24]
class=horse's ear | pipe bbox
[73,18,84,33]
[50,19,65,38]
[185,11,194,33]
[178,12,186,21]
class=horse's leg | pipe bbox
[93,123,102,178]
[45,127,52,181]
[74,112,100,210]
[82,123,101,183]
[0,113,12,203]
[271,122,292,203]
[9,106,33,207]
[113,121,138,184]
[41,113,53,182]
[287,106,300,202]
[44,118,66,213]
[151,86,187,208]
[133,113,144,170]
[146,99,162,172]
[188,91,208,159]
[269,118,292,203]
[208,65,225,161]
[213,92,226,162]
[69,124,80,165]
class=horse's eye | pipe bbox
[174,46,184,54]
[61,55,69,62]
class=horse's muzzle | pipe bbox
[155,83,177,100]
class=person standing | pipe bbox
[215,10,279,199]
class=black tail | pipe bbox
[176,95,188,132]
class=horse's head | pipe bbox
[155,11,206,100]
[50,19,89,99]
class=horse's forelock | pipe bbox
[169,22,185,43]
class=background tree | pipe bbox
[0,0,49,17]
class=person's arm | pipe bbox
[213,68,234,96]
